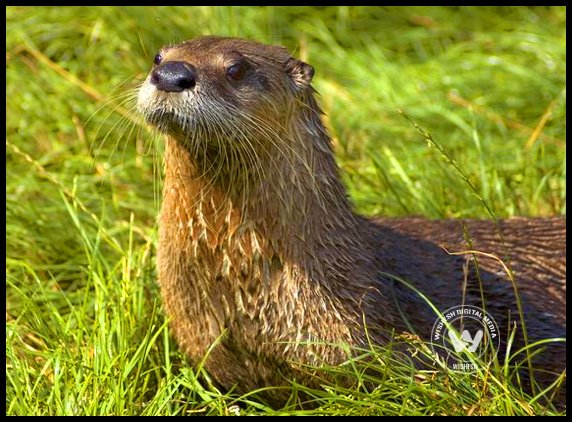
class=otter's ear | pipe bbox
[285,57,314,88]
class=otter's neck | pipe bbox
[161,105,370,281]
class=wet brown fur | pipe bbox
[138,36,566,406]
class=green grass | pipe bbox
[6,6,566,416]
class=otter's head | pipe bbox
[137,36,315,150]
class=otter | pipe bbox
[137,36,566,407]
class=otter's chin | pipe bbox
[139,103,196,140]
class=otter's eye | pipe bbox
[226,63,246,81]
[153,54,162,66]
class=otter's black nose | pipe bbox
[151,61,197,93]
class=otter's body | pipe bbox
[138,36,565,404]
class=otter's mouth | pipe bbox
[144,109,180,132]
[141,105,195,137]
